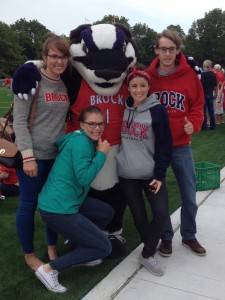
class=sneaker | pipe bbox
[139,254,164,276]
[158,240,172,257]
[182,238,206,256]
[35,265,67,293]
[75,259,102,267]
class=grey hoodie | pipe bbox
[115,94,172,180]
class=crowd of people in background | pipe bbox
[201,60,225,130]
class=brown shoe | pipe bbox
[182,238,206,256]
[158,240,172,257]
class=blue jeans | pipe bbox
[39,197,113,271]
[202,92,215,129]
[162,146,197,240]
[16,160,58,253]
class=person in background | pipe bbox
[36,106,113,293]
[4,77,11,96]
[116,67,172,276]
[13,32,71,271]
[215,81,225,124]
[200,59,217,130]
[147,29,206,257]
[0,164,20,197]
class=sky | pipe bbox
[1,0,225,36]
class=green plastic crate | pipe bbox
[195,162,220,191]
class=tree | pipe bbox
[0,21,24,77]
[185,8,225,66]
[93,15,130,29]
[10,18,49,60]
[131,23,157,65]
[167,24,186,45]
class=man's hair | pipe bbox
[155,29,181,49]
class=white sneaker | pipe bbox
[75,259,102,267]
[139,254,164,276]
[35,265,67,293]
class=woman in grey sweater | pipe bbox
[116,66,172,276]
[13,33,70,271]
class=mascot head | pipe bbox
[70,23,137,96]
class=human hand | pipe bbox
[149,179,162,194]
[184,117,194,135]
[96,138,110,155]
[23,160,38,177]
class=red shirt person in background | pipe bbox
[0,164,20,197]
[4,77,11,96]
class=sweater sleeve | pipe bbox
[71,137,106,186]
[13,94,35,161]
[151,105,172,180]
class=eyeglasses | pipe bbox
[47,54,69,62]
[83,122,105,129]
[158,47,177,53]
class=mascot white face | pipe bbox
[70,23,137,96]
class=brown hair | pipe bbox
[42,32,70,57]
[79,106,104,123]
[155,29,182,50]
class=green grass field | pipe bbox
[0,86,225,299]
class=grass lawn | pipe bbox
[1,86,225,299]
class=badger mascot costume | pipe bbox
[13,23,138,257]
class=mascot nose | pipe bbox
[95,70,122,81]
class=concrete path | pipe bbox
[83,167,225,300]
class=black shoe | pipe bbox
[158,240,172,257]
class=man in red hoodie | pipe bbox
[147,29,206,257]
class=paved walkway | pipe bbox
[83,167,225,300]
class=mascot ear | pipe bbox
[70,24,91,44]
[185,55,202,79]
[114,23,132,38]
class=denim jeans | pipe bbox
[16,160,58,253]
[119,177,169,257]
[162,146,197,240]
[39,197,113,271]
[202,92,215,129]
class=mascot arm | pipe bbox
[185,55,202,79]
[12,62,43,100]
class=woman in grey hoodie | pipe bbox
[116,66,172,276]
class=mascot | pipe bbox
[13,23,138,257]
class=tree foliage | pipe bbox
[0,21,23,77]
[1,9,225,77]
[93,15,130,29]
[131,23,157,65]
[10,18,49,60]
[184,8,225,66]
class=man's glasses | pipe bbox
[83,122,105,129]
[47,54,69,62]
[158,47,177,53]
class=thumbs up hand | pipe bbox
[184,117,194,135]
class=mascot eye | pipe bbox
[122,42,127,53]
[82,42,88,54]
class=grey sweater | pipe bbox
[13,70,70,160]
[115,94,172,180]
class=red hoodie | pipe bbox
[147,53,204,147]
